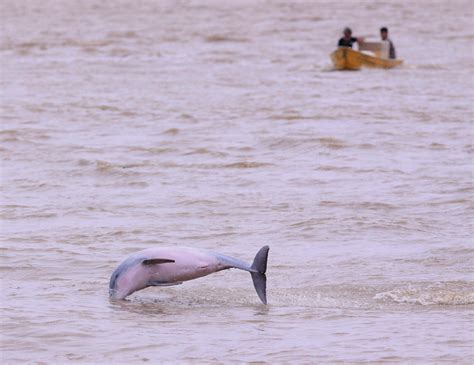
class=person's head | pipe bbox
[380,27,388,40]
[343,27,352,38]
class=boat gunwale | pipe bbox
[330,47,403,70]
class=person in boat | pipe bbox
[338,27,364,48]
[380,27,396,59]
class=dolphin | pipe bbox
[109,246,270,304]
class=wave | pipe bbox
[183,148,228,157]
[3,38,117,53]
[267,136,347,150]
[374,283,474,306]
[222,161,271,169]
[410,64,446,71]
[126,146,177,155]
[319,200,397,210]
[106,31,139,39]
[203,34,250,43]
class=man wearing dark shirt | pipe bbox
[380,27,396,59]
[338,27,364,48]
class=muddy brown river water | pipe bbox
[1,0,473,363]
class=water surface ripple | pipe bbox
[1,0,473,363]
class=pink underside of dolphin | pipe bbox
[109,246,270,304]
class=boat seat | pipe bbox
[358,41,389,59]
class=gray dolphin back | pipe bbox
[250,246,269,304]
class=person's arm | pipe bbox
[356,37,365,44]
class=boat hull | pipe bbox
[330,47,403,70]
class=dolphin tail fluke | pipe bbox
[250,245,269,304]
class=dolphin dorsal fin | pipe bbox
[142,258,175,265]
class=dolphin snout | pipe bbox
[109,288,127,300]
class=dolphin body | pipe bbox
[109,246,270,304]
